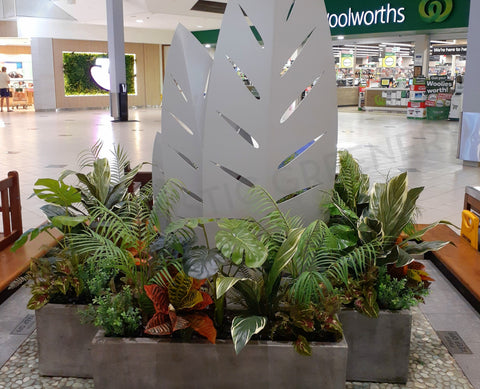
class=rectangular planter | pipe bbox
[36,303,97,378]
[339,309,412,383]
[91,330,348,389]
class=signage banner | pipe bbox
[382,52,396,67]
[414,54,423,66]
[341,53,354,68]
[426,75,454,94]
[431,45,467,55]
[325,0,470,36]
[192,0,470,44]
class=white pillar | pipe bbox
[106,0,127,120]
[414,35,430,76]
[31,38,56,111]
[458,0,480,162]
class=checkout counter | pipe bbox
[364,87,409,111]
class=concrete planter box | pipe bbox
[339,309,412,383]
[36,303,97,378]
[91,330,348,389]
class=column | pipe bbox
[31,38,56,111]
[414,35,430,76]
[106,0,127,121]
[458,0,480,163]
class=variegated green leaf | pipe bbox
[265,228,304,297]
[402,240,450,255]
[216,275,248,298]
[231,316,267,355]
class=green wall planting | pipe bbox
[63,52,136,96]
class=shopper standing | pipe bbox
[0,67,12,112]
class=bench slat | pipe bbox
[1,188,11,237]
[0,228,63,293]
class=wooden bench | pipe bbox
[421,223,480,312]
[0,171,62,293]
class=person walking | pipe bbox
[0,67,12,112]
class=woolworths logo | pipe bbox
[419,0,453,23]
[327,4,405,28]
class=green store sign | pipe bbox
[326,0,470,35]
[192,0,470,44]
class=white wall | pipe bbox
[463,0,480,113]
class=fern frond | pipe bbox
[77,139,103,169]
[152,178,184,227]
[335,150,369,211]
[150,261,183,288]
[290,219,330,277]
[87,204,136,248]
[69,229,132,266]
[327,242,379,284]
[110,144,131,185]
[248,186,291,234]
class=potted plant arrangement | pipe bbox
[326,150,449,383]
[13,141,150,378]
[82,185,367,389]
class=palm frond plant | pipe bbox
[12,142,159,310]
[60,139,147,212]
[12,140,148,251]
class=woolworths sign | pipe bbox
[326,0,470,35]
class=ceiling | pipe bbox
[51,0,226,31]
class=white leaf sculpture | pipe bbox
[201,0,338,223]
[153,24,213,217]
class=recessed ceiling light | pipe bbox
[205,44,211,48]
[337,36,345,40]
[197,25,204,28]
[136,19,144,23]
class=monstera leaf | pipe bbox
[33,178,81,208]
[215,219,268,268]
[183,247,227,279]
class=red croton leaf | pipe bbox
[192,291,213,311]
[185,313,217,344]
[145,312,172,336]
[191,278,206,290]
[168,305,190,332]
[144,284,169,315]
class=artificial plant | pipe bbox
[326,150,450,317]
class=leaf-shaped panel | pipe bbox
[202,0,337,223]
[154,24,213,217]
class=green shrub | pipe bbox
[376,266,429,310]
[84,287,141,337]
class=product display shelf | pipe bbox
[407,78,427,120]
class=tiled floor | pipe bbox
[1,106,480,387]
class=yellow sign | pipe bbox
[382,54,396,68]
[341,54,354,68]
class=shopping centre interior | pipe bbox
[1,0,480,388]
